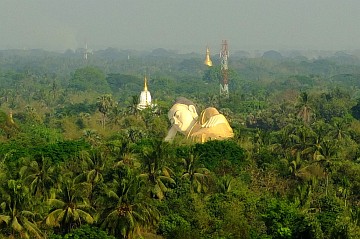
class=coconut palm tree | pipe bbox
[296,91,312,124]
[0,179,44,239]
[0,110,18,139]
[115,151,140,169]
[82,129,101,147]
[106,139,140,169]
[127,95,140,116]
[288,150,325,183]
[294,179,318,211]
[269,123,296,157]
[289,124,317,156]
[19,156,57,199]
[108,104,123,126]
[139,141,175,200]
[75,149,111,207]
[181,152,210,193]
[77,150,107,186]
[100,170,159,239]
[45,176,94,234]
[330,117,351,141]
[311,139,337,196]
[217,175,234,194]
[96,94,114,129]
[139,164,175,200]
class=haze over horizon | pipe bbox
[1,0,360,53]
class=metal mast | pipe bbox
[84,42,92,61]
[84,43,89,60]
[220,40,229,97]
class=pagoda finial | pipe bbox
[144,76,148,91]
[204,46,213,67]
[9,111,15,125]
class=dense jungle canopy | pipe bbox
[0,48,359,239]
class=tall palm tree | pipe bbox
[105,139,140,169]
[108,104,123,126]
[294,179,317,212]
[288,151,325,183]
[19,156,57,199]
[330,117,350,141]
[269,123,296,157]
[75,149,111,207]
[139,164,175,200]
[0,110,18,139]
[115,152,140,169]
[289,124,317,156]
[296,92,312,124]
[216,175,234,194]
[311,139,337,196]
[100,170,159,239]
[45,176,94,234]
[126,128,145,143]
[337,177,350,208]
[0,180,44,239]
[253,128,271,153]
[139,141,175,200]
[82,129,101,147]
[127,95,140,116]
[77,150,107,186]
[181,152,210,193]
[96,94,114,129]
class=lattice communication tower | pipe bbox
[220,40,229,97]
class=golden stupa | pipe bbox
[204,47,213,67]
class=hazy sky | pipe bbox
[1,0,360,53]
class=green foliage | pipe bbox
[262,198,300,239]
[0,110,18,138]
[69,66,110,93]
[1,48,360,239]
[313,88,353,122]
[316,196,343,237]
[106,73,140,92]
[194,140,246,175]
[203,66,221,83]
[205,193,251,238]
[50,225,116,239]
[159,214,191,239]
[0,139,90,167]
[16,123,63,146]
[0,179,45,238]
[253,148,279,170]
[100,168,160,239]
[350,98,360,120]
[294,214,324,239]
[55,102,97,117]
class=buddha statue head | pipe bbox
[167,97,198,135]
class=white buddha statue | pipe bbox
[165,97,234,143]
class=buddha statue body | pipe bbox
[165,97,233,143]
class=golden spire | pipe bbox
[144,76,148,91]
[8,111,15,125]
[204,46,213,67]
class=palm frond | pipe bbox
[11,216,23,232]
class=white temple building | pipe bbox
[137,76,154,110]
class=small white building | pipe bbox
[137,76,154,110]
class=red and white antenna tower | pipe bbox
[220,40,229,97]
